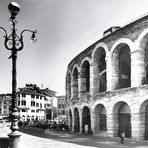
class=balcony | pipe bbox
[18,105,29,109]
[36,108,46,111]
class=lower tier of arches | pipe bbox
[67,93,148,140]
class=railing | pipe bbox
[0,138,9,148]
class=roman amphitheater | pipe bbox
[66,14,148,140]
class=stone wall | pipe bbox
[66,14,148,140]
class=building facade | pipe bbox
[66,14,148,140]
[0,94,11,118]
[57,95,67,122]
[17,84,56,122]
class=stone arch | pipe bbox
[80,57,91,67]
[110,38,134,54]
[110,39,132,89]
[80,59,91,94]
[113,101,131,138]
[92,42,109,58]
[139,99,148,140]
[72,65,79,98]
[94,104,107,133]
[82,106,91,133]
[69,109,73,131]
[137,29,148,84]
[74,107,80,132]
[92,43,108,93]
[66,71,72,99]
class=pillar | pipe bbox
[89,63,96,95]
[131,49,145,87]
[79,109,82,134]
[90,110,95,134]
[108,53,119,90]
[106,54,112,91]
[131,113,145,140]
[107,113,118,137]
[78,73,83,97]
[90,60,99,95]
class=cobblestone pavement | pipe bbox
[1,126,148,148]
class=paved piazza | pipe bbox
[15,127,148,148]
[1,126,148,148]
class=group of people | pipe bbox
[18,119,69,132]
[44,121,69,131]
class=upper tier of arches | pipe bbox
[66,15,148,100]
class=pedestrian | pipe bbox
[120,132,125,144]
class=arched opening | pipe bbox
[99,72,106,92]
[113,101,131,138]
[69,109,72,131]
[94,104,107,133]
[145,65,148,84]
[67,73,71,99]
[118,102,131,138]
[93,48,106,93]
[143,35,148,84]
[72,67,78,98]
[82,106,91,133]
[112,44,131,89]
[100,106,107,131]
[139,99,148,140]
[80,61,90,94]
[145,105,148,140]
[74,108,80,132]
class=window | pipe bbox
[21,100,26,106]
[22,109,26,112]
[31,94,35,98]
[31,101,35,106]
[46,104,50,108]
[18,101,20,105]
[4,105,7,109]
[18,94,20,98]
[40,103,42,109]
[36,95,39,99]
[31,110,35,113]
[36,103,39,107]
[40,96,42,100]
[36,110,39,113]
[22,94,26,97]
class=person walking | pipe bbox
[120,132,125,144]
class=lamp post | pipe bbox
[0,2,37,148]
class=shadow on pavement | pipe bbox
[19,126,148,148]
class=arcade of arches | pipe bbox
[66,15,148,140]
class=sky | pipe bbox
[0,0,148,95]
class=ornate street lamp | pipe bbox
[0,2,37,148]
